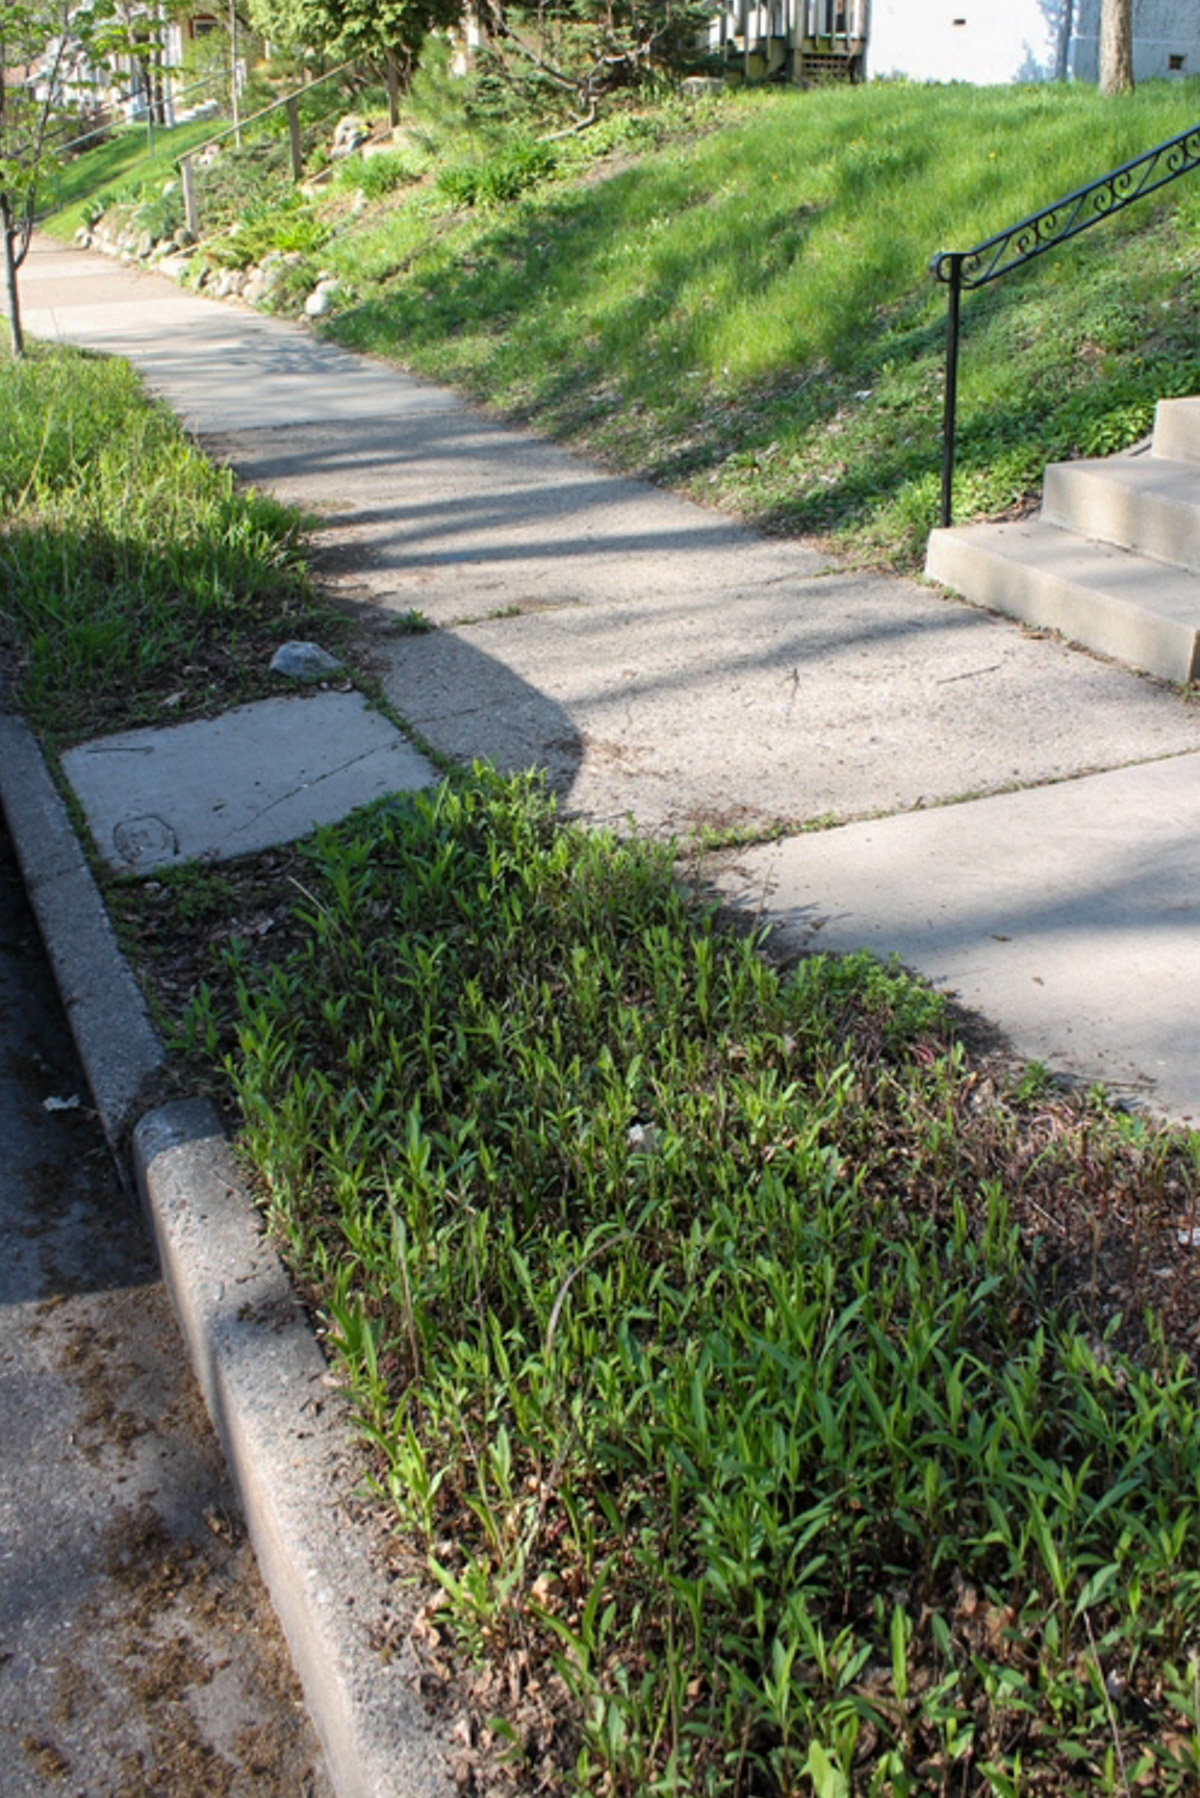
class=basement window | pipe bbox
[1169,53,1186,70]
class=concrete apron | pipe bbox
[22,238,1200,1119]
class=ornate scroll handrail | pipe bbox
[929,118,1200,528]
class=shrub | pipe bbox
[436,137,557,208]
[356,151,413,199]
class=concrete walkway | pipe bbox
[21,234,1200,1120]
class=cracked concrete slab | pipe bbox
[201,419,830,624]
[376,574,1200,835]
[62,691,435,873]
[710,752,1200,1123]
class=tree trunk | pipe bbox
[384,48,401,128]
[1099,0,1134,97]
[1,195,25,358]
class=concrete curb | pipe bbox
[0,707,163,1149]
[134,1104,453,1798]
[0,707,453,1798]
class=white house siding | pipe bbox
[863,0,1200,86]
[865,0,1067,83]
[1070,0,1200,81]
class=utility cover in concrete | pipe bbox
[63,692,435,873]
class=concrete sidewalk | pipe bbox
[23,234,1200,1114]
[23,238,1200,843]
[10,228,1200,1796]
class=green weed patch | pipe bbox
[213,769,1200,1795]
[0,347,331,736]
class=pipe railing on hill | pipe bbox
[45,72,224,164]
[930,118,1200,528]
[176,60,359,239]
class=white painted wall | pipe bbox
[863,0,1200,86]
[865,0,1067,82]
[1071,0,1200,81]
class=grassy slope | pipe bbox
[45,80,1200,566]
[314,78,1200,565]
[44,119,218,238]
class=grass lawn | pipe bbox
[310,77,1200,567]
[43,118,219,239]
[0,345,335,739]
[7,343,1200,1796]
[46,76,1200,568]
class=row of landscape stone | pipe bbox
[77,210,318,306]
[68,113,378,311]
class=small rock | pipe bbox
[304,281,338,318]
[211,267,249,298]
[270,641,342,678]
[329,113,368,159]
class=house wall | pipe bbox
[1070,0,1200,82]
[864,0,1068,84]
[864,0,1200,85]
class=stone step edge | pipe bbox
[925,523,1200,685]
[1043,456,1200,572]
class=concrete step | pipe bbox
[925,516,1200,683]
[1043,453,1200,571]
[1153,397,1200,463]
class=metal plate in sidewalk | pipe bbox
[62,691,436,873]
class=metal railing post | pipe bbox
[287,97,302,182]
[180,156,199,238]
[939,253,962,531]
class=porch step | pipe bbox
[925,397,1200,684]
[1044,453,1200,573]
[925,518,1200,683]
[1152,397,1200,463]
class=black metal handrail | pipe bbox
[930,118,1200,528]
